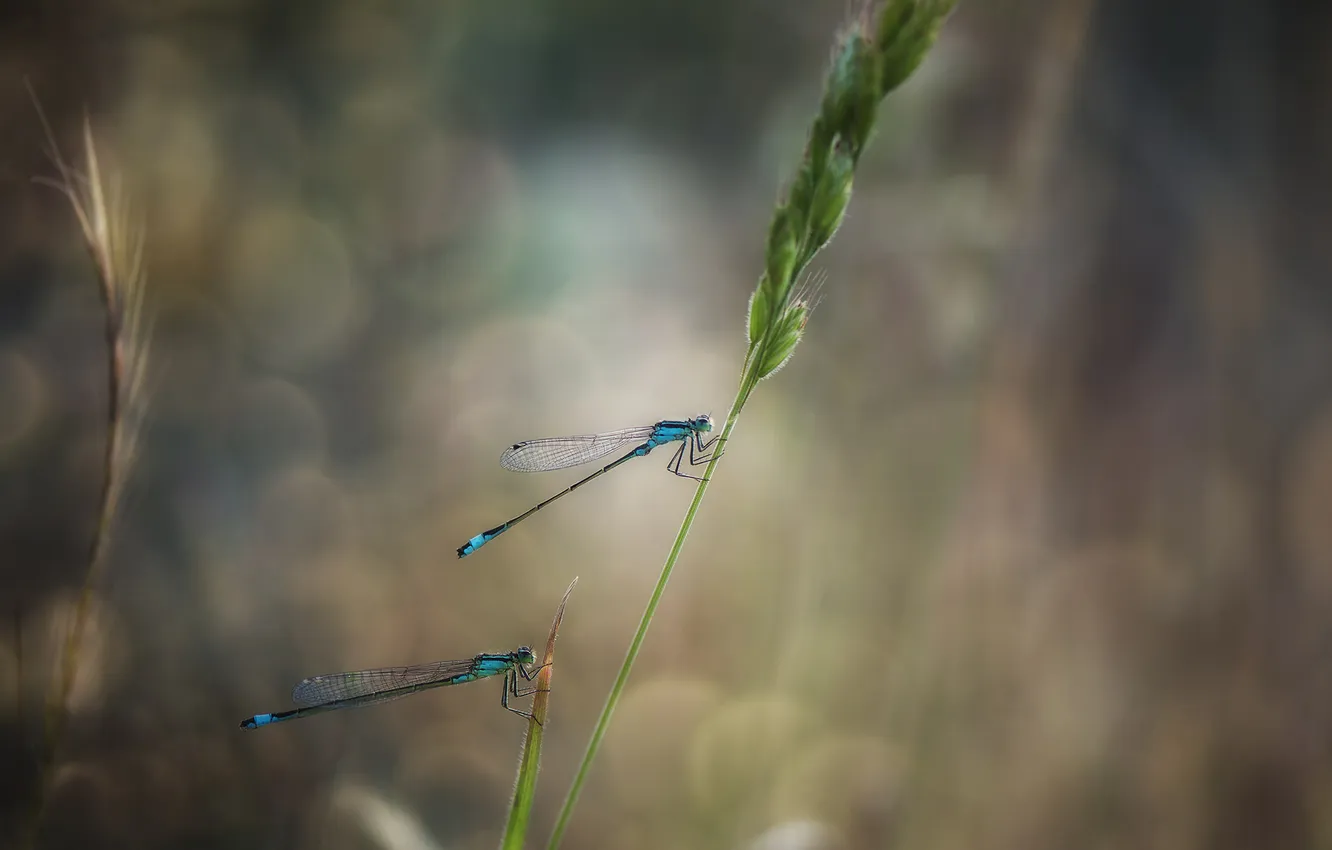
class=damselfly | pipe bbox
[240,646,542,729]
[457,414,718,558]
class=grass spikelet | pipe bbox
[758,268,827,381]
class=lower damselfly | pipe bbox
[456,414,717,558]
[240,646,542,729]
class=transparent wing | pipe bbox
[291,657,480,708]
[499,425,656,472]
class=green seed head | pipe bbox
[755,270,825,381]
[806,139,855,253]
[878,0,958,95]
[823,28,883,160]
[748,277,774,345]
[766,206,800,299]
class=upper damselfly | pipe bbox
[239,646,542,729]
[457,414,717,558]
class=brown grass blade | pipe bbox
[500,577,578,850]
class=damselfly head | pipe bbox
[694,414,713,432]
[515,646,536,665]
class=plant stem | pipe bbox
[500,577,578,850]
[545,372,755,849]
[22,87,148,850]
[544,3,957,843]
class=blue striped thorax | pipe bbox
[474,654,517,676]
[648,414,712,448]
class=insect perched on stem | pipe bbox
[457,414,718,558]
[240,646,546,728]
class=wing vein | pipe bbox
[291,657,479,708]
[499,425,655,472]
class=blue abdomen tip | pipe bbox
[458,534,489,558]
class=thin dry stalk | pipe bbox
[22,83,151,848]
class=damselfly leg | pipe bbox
[501,667,551,724]
[501,669,537,722]
[512,659,552,699]
[666,429,721,482]
[516,659,551,682]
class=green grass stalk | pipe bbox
[544,3,957,846]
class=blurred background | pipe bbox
[2,0,1331,848]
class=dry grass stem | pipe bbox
[22,82,152,848]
